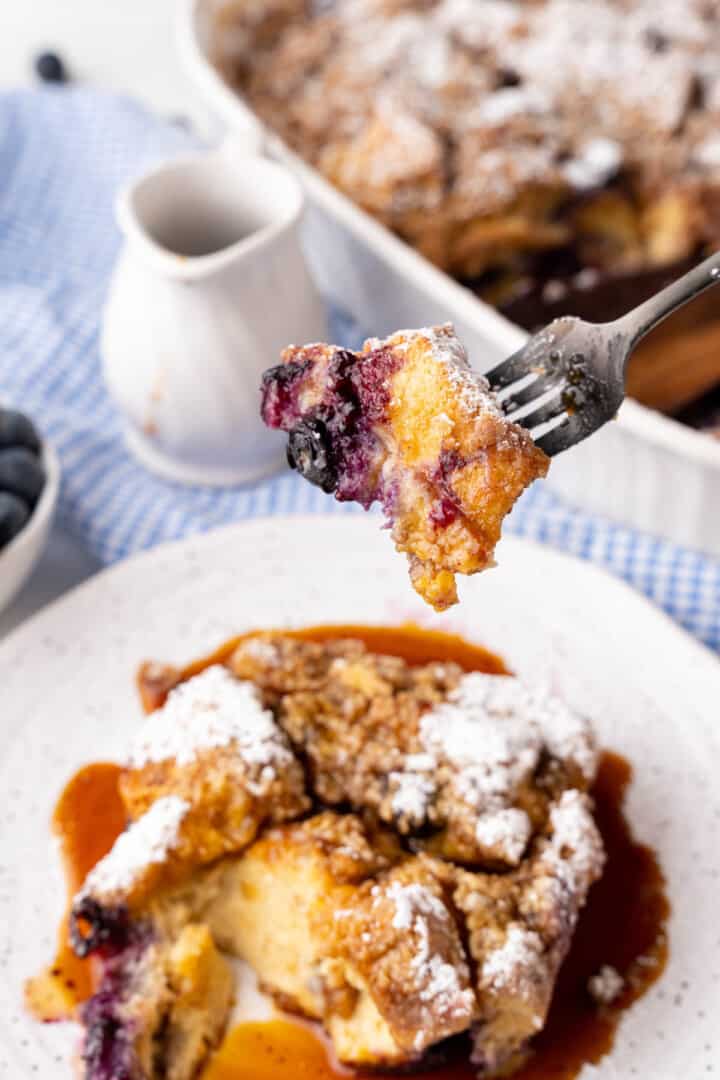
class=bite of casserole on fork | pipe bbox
[260,324,548,610]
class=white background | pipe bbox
[0,0,196,117]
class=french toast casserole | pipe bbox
[65,633,604,1079]
[211,0,720,423]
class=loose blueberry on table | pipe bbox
[34,50,69,84]
[0,407,46,550]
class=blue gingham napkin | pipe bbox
[1,88,719,650]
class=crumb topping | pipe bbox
[234,636,597,868]
[412,672,597,863]
[78,795,189,902]
[128,665,294,783]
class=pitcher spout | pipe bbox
[103,135,327,487]
[116,139,304,282]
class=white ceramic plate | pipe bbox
[0,516,719,1078]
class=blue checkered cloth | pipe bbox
[1,88,719,650]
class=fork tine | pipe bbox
[501,371,560,413]
[484,348,537,390]
[533,413,586,456]
[512,393,567,431]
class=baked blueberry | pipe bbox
[0,447,46,508]
[0,492,30,548]
[0,407,42,454]
[286,418,337,493]
[70,896,134,959]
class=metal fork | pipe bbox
[485,252,720,456]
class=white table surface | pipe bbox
[0,1,205,639]
[0,0,205,124]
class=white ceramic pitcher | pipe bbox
[102,140,328,486]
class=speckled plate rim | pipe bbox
[0,516,719,1078]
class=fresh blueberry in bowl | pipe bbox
[0,447,46,509]
[0,493,30,548]
[0,405,60,614]
[0,408,42,453]
[0,410,46,548]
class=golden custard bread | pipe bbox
[260,325,548,609]
[64,634,604,1080]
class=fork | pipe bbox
[485,252,720,456]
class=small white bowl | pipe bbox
[0,442,60,615]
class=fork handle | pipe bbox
[614,250,720,356]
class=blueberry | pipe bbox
[0,448,46,507]
[0,408,42,454]
[286,418,337,493]
[70,897,133,959]
[0,492,30,548]
[34,50,68,84]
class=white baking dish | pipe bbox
[178,0,720,557]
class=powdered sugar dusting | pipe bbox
[545,789,606,893]
[381,881,475,1020]
[474,86,551,127]
[475,808,532,865]
[384,880,447,931]
[481,923,544,996]
[78,795,189,902]
[422,673,545,795]
[588,964,624,1004]
[370,324,504,421]
[127,666,294,788]
[562,137,622,191]
[389,769,435,825]
[389,671,597,864]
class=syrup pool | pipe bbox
[29,624,669,1080]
